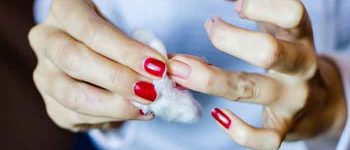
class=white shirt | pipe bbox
[34,0,350,149]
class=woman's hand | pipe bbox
[168,0,346,149]
[28,0,167,132]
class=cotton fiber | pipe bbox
[132,29,202,123]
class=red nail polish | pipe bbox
[134,81,157,102]
[211,108,231,129]
[139,109,145,115]
[144,58,166,77]
[175,83,187,90]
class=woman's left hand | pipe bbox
[168,0,346,149]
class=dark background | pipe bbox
[0,0,82,149]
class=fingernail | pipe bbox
[175,83,187,90]
[168,60,192,79]
[205,17,224,36]
[211,108,231,129]
[144,58,166,78]
[133,81,157,102]
[139,109,155,118]
[139,109,145,115]
[235,0,243,14]
[205,18,215,34]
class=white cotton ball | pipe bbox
[131,29,202,123]
[151,76,202,123]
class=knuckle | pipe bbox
[116,44,144,68]
[119,45,142,63]
[32,67,44,87]
[32,66,49,91]
[108,70,122,91]
[107,67,138,93]
[229,72,257,100]
[32,67,41,84]
[57,42,83,75]
[202,68,217,93]
[79,17,104,43]
[63,86,87,111]
[28,25,44,51]
[28,25,40,42]
[107,68,131,93]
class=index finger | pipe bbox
[47,0,167,79]
[168,54,281,105]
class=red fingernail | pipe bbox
[211,108,231,129]
[175,83,187,90]
[144,58,166,78]
[139,109,145,115]
[134,81,157,102]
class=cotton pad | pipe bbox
[132,29,202,123]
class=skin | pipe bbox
[28,0,346,149]
[28,0,167,131]
[169,0,346,149]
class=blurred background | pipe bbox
[0,1,88,149]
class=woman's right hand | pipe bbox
[28,0,167,132]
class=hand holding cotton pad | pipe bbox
[132,29,202,123]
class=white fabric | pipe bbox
[132,29,202,123]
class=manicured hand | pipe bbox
[168,0,346,149]
[28,0,167,131]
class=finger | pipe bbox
[31,25,157,103]
[205,17,317,79]
[42,94,152,132]
[48,0,166,79]
[211,108,282,150]
[75,122,122,132]
[42,94,123,131]
[33,68,150,120]
[236,0,305,29]
[168,54,281,104]
[235,0,313,43]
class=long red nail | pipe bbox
[211,108,231,129]
[134,81,157,102]
[144,58,166,78]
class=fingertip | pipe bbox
[204,18,214,35]
[205,16,226,36]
